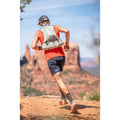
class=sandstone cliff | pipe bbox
[63,42,81,72]
[22,42,81,73]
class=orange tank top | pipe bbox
[38,25,65,61]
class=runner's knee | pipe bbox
[52,72,61,80]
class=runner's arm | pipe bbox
[55,25,70,48]
[31,31,42,50]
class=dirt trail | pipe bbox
[20,95,100,120]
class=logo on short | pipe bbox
[55,69,59,72]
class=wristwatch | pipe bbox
[39,47,41,50]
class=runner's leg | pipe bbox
[53,72,69,94]
[53,72,78,113]
[53,72,75,104]
[59,88,66,99]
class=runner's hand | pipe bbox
[64,44,69,49]
[37,45,42,50]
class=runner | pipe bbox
[31,15,78,113]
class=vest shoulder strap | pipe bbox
[38,30,44,44]
[53,25,60,38]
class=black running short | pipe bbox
[47,56,65,75]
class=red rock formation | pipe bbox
[34,50,50,74]
[24,44,31,62]
[63,42,81,72]
[26,55,35,71]
[22,42,81,73]
[34,64,41,74]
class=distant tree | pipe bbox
[90,15,100,65]
[20,0,32,20]
[91,29,100,64]
[92,0,100,65]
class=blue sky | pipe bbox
[20,0,100,58]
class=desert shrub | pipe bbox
[21,86,26,90]
[91,80,100,86]
[73,96,76,99]
[34,82,37,86]
[81,70,86,75]
[88,92,100,101]
[81,69,93,76]
[77,80,89,85]
[23,87,44,96]
[79,92,86,100]
[72,76,78,80]
[30,78,33,82]
[62,70,71,75]
[79,92,86,97]
[69,80,74,84]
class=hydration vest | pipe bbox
[40,24,64,50]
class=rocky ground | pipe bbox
[20,95,100,120]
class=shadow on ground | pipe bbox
[60,104,100,117]
[20,114,97,120]
[20,114,81,120]
[60,104,100,111]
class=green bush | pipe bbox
[23,87,44,96]
[69,80,74,84]
[88,92,100,101]
[81,70,86,75]
[77,80,89,85]
[73,96,76,99]
[79,92,86,100]
[62,70,71,75]
[79,92,86,97]
[91,80,100,86]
